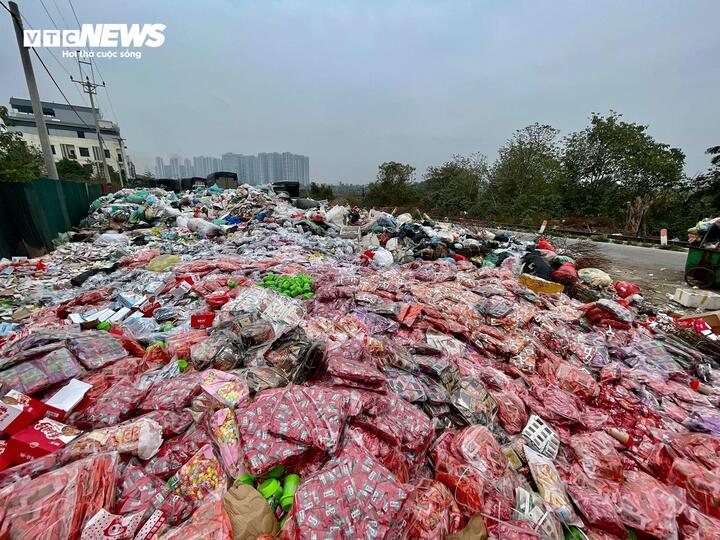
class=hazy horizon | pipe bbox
[1,0,718,183]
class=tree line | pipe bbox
[357,112,719,238]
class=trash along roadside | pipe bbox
[0,184,718,540]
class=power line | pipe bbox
[66,0,119,122]
[12,1,88,106]
[51,0,69,27]
[38,0,59,28]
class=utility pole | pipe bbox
[117,136,130,187]
[9,1,59,181]
[71,57,111,184]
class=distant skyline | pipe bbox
[155,151,309,185]
[1,1,718,183]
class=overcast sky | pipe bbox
[1,0,718,182]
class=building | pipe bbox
[6,97,132,182]
[156,151,310,185]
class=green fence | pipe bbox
[0,177,102,258]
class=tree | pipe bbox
[0,106,43,182]
[364,161,417,207]
[309,182,334,200]
[421,153,488,216]
[480,123,564,222]
[562,112,685,234]
[56,158,93,181]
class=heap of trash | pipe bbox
[0,185,719,539]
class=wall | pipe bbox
[0,178,102,258]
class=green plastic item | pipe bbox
[263,464,285,479]
[234,472,255,486]
[258,478,283,501]
[625,530,638,540]
[96,321,110,330]
[564,527,584,540]
[281,473,300,511]
[147,254,180,272]
[227,280,238,288]
[177,359,188,372]
[258,273,314,299]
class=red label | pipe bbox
[191,313,215,329]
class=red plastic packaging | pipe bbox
[619,470,686,538]
[613,281,641,298]
[399,479,465,538]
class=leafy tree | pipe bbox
[364,161,417,207]
[309,182,334,200]
[56,158,93,181]
[479,123,564,222]
[562,112,685,235]
[421,153,488,216]
[0,106,43,182]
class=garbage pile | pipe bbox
[0,186,719,539]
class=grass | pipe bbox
[590,235,610,243]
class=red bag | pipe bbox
[399,479,465,538]
[613,281,641,298]
[619,470,686,538]
[550,262,578,284]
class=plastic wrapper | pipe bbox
[209,408,244,479]
[562,463,625,536]
[144,419,210,479]
[387,372,427,402]
[0,347,84,396]
[524,445,582,526]
[344,424,411,482]
[68,376,148,429]
[167,444,227,504]
[265,327,323,383]
[619,470,686,538]
[114,460,190,524]
[666,458,720,519]
[487,388,527,435]
[269,384,351,453]
[80,508,145,540]
[66,417,163,460]
[236,389,310,475]
[569,432,623,482]
[166,330,208,360]
[450,377,497,426]
[399,479,465,539]
[156,499,232,540]
[554,362,599,400]
[139,371,204,412]
[200,369,249,408]
[678,506,720,540]
[67,332,128,370]
[190,328,245,371]
[0,453,119,539]
[242,365,289,393]
[282,444,409,539]
[147,254,180,272]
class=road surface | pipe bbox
[494,229,688,306]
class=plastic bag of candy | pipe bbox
[166,330,208,360]
[619,470,686,538]
[562,463,625,536]
[450,377,497,426]
[0,453,118,539]
[242,365,289,394]
[154,499,232,540]
[67,332,128,370]
[144,419,210,479]
[569,432,623,482]
[525,445,582,527]
[282,444,409,539]
[80,508,145,540]
[0,347,84,396]
[235,389,310,475]
[66,417,163,460]
[269,384,351,453]
[399,479,465,539]
[200,369,249,408]
[190,328,245,371]
[114,460,190,525]
[138,371,204,412]
[666,458,720,519]
[209,408,244,479]
[68,376,149,429]
[167,444,227,505]
[487,389,527,435]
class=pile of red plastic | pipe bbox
[0,245,718,539]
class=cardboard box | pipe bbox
[518,273,564,295]
[44,379,93,421]
[0,390,47,436]
[10,417,82,463]
[0,440,14,471]
[679,310,720,335]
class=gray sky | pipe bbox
[1,0,718,183]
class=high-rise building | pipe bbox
[155,152,309,184]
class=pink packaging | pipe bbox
[10,417,82,462]
[0,389,47,435]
